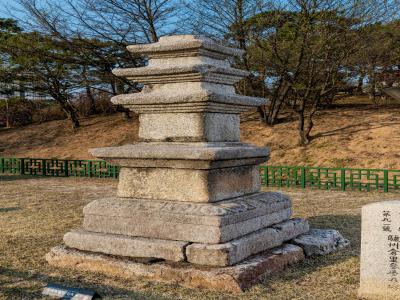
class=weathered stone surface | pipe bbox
[90,142,269,166]
[84,192,291,226]
[292,229,349,257]
[64,230,188,262]
[359,201,400,300]
[46,244,305,293]
[116,165,260,202]
[127,35,245,58]
[50,35,301,272]
[139,113,240,142]
[186,218,309,266]
[113,64,249,85]
[83,192,291,244]
[111,82,266,107]
[113,36,250,86]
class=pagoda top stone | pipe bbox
[126,35,245,59]
[109,34,267,142]
[112,35,251,86]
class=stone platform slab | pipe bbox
[90,142,270,170]
[46,244,305,293]
[82,192,292,244]
[187,218,309,266]
[64,230,189,262]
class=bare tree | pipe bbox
[12,0,180,119]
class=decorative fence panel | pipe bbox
[0,157,119,178]
[2,157,400,193]
[259,166,400,192]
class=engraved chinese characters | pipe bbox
[382,210,400,287]
[359,201,400,300]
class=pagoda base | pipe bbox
[46,244,305,293]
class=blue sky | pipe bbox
[0,1,24,19]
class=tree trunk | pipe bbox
[257,106,267,122]
[54,95,80,129]
[86,84,97,115]
[5,98,10,128]
[297,110,310,146]
[83,65,97,115]
[357,71,365,95]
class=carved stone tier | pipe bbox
[62,218,308,267]
[90,142,270,169]
[80,192,292,243]
[126,35,244,59]
[111,35,266,142]
[91,143,269,202]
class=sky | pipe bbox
[0,1,24,20]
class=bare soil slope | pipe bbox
[1,102,400,169]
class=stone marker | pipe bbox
[46,35,341,292]
[42,283,100,299]
[359,201,400,300]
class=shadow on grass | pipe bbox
[0,207,20,213]
[261,214,360,287]
[0,175,51,181]
[0,266,171,300]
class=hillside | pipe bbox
[1,101,400,169]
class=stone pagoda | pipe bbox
[47,35,312,292]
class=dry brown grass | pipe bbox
[2,97,400,169]
[1,176,398,300]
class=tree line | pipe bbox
[0,0,399,145]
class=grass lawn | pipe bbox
[0,176,397,299]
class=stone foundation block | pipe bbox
[186,218,309,266]
[117,164,260,202]
[139,113,240,142]
[82,193,292,244]
[64,230,189,262]
[46,244,305,293]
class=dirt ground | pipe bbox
[1,98,400,169]
[1,176,398,300]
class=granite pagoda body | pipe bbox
[47,35,314,291]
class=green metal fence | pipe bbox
[2,157,400,193]
[0,157,119,178]
[259,165,400,192]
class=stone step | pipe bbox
[82,192,292,244]
[64,230,189,262]
[46,243,305,293]
[186,218,310,266]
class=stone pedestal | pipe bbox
[47,35,311,291]
[359,201,400,300]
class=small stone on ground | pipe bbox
[292,229,350,257]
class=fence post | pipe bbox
[42,159,46,176]
[20,158,25,175]
[88,161,92,178]
[0,157,4,173]
[384,170,389,193]
[301,167,306,189]
[341,169,346,191]
[64,160,69,177]
[263,166,269,186]
[112,165,117,179]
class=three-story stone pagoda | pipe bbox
[47,35,311,292]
